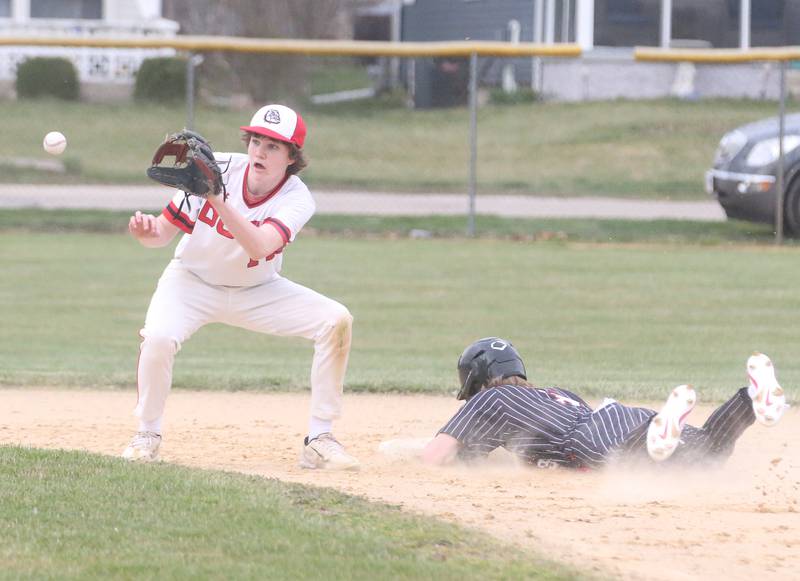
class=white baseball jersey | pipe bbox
[161,152,315,287]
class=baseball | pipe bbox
[43,131,67,155]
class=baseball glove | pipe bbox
[146,130,224,198]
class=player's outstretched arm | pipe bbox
[128,211,179,248]
[421,433,461,466]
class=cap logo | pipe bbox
[490,340,508,351]
[263,109,281,124]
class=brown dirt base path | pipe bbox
[2,389,798,580]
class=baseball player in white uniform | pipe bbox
[123,104,359,470]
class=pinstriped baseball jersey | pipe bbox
[161,153,315,287]
[439,385,756,469]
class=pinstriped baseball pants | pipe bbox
[568,388,755,468]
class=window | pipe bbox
[0,0,10,18]
[31,0,102,19]
[606,0,649,25]
[727,0,784,29]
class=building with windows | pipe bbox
[396,0,800,103]
[398,0,799,51]
[0,0,177,99]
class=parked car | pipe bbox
[705,112,800,235]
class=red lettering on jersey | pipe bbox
[198,202,218,227]
[245,219,277,268]
[216,220,234,239]
[246,247,284,268]
[197,201,234,239]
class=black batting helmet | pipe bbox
[456,337,527,401]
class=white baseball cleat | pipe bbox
[747,353,788,426]
[299,433,360,471]
[647,384,697,462]
[122,431,162,462]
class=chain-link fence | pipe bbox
[0,36,798,239]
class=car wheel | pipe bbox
[784,178,800,236]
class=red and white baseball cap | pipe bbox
[240,104,306,148]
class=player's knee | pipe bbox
[318,304,352,349]
[333,306,353,340]
[335,306,353,331]
[140,333,179,356]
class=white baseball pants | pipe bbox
[134,259,352,426]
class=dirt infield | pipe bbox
[2,389,797,580]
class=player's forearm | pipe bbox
[208,197,283,259]
[421,434,460,466]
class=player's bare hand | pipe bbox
[128,211,160,239]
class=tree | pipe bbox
[162,0,377,105]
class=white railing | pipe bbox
[0,17,179,36]
[0,18,178,83]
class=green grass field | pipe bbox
[1,212,798,401]
[0,447,578,580]
[2,210,798,579]
[0,97,792,198]
[0,206,786,244]
[3,88,798,578]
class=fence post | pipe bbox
[467,51,478,237]
[775,59,786,244]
